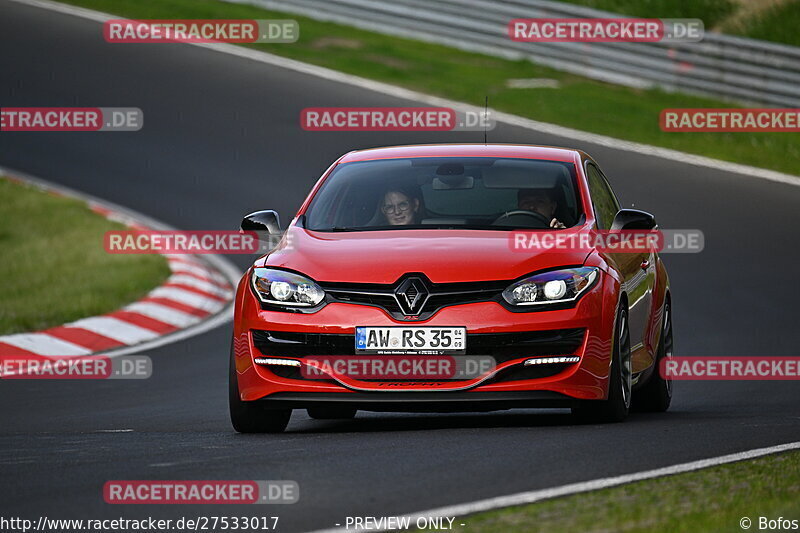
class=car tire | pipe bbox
[572,304,631,423]
[633,300,673,412]
[229,349,291,433]
[307,406,358,420]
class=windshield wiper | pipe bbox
[325,226,361,232]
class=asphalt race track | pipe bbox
[1,2,799,531]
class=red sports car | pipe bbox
[230,144,673,432]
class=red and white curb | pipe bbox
[0,169,242,359]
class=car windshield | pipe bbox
[304,157,582,231]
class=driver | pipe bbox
[517,189,566,229]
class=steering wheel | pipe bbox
[492,210,551,228]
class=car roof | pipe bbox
[339,144,582,164]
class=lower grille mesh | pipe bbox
[252,328,585,369]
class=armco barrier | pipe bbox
[226,0,800,107]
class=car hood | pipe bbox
[259,227,592,284]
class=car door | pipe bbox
[585,161,655,373]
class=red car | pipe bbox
[230,144,673,432]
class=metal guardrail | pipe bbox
[226,0,800,107]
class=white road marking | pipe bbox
[124,301,201,328]
[0,333,92,356]
[2,3,798,528]
[3,1,797,356]
[167,274,233,298]
[9,0,796,186]
[66,317,160,344]
[0,167,241,358]
[101,306,234,358]
[165,256,206,270]
[148,286,225,312]
[307,441,800,532]
[168,261,228,283]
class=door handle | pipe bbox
[641,259,650,270]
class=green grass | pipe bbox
[560,0,800,47]
[723,1,800,47]
[0,178,171,335]
[444,450,800,533]
[557,0,738,26]
[56,0,800,176]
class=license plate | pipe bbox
[356,327,466,355]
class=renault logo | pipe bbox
[394,277,429,315]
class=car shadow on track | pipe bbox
[281,409,680,434]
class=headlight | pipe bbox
[502,267,599,306]
[251,268,325,307]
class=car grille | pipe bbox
[319,276,507,320]
[252,328,585,367]
[264,361,571,384]
[485,363,571,383]
[466,329,585,363]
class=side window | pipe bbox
[585,163,620,230]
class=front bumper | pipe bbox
[256,391,581,412]
[232,272,617,403]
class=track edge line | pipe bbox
[305,440,800,532]
[6,0,799,187]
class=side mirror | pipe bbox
[610,209,656,231]
[241,210,281,235]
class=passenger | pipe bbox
[381,187,422,226]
